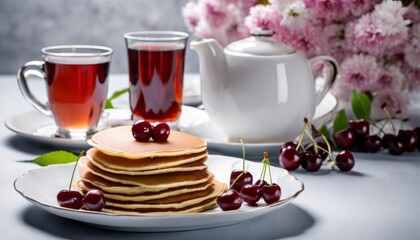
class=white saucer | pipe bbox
[179,92,338,159]
[14,155,304,232]
[5,93,337,157]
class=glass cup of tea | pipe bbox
[17,45,113,139]
[124,31,189,128]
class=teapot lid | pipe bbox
[226,29,295,56]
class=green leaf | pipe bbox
[31,151,78,166]
[319,124,331,140]
[351,91,371,120]
[401,0,412,7]
[333,109,348,133]
[105,88,129,109]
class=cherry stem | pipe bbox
[260,160,267,181]
[262,152,273,185]
[230,172,244,189]
[240,139,245,172]
[382,106,396,134]
[304,129,318,153]
[318,132,335,170]
[296,120,308,150]
[69,150,86,191]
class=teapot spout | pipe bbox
[190,39,228,116]
[190,39,228,97]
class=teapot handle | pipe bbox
[309,55,339,105]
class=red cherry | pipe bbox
[217,190,243,211]
[349,119,370,137]
[262,183,281,205]
[230,169,253,192]
[279,147,302,171]
[132,120,152,142]
[335,150,355,172]
[365,135,382,153]
[240,184,262,206]
[333,128,356,150]
[82,189,106,211]
[398,129,417,152]
[279,141,297,155]
[301,151,323,172]
[57,189,83,209]
[151,123,170,141]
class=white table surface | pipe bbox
[1,74,420,240]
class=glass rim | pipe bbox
[41,45,113,57]
[124,31,189,42]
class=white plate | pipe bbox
[14,155,304,232]
[179,92,338,159]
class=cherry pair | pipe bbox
[57,189,105,211]
[132,120,170,142]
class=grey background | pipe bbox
[0,0,199,74]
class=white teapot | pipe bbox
[190,29,338,143]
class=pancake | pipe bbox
[77,126,226,215]
[86,148,208,174]
[78,170,215,194]
[103,197,218,215]
[79,162,211,189]
[101,180,226,216]
[76,178,215,202]
[87,126,207,159]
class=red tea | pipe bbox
[127,44,185,122]
[45,61,109,130]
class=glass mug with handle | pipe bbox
[17,45,113,139]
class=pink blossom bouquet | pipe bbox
[182,0,420,119]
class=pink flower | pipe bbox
[352,14,408,55]
[371,90,407,118]
[373,64,404,92]
[304,0,349,20]
[203,0,229,28]
[404,23,420,69]
[403,64,420,91]
[405,3,420,24]
[245,4,281,32]
[182,2,201,31]
[373,0,410,36]
[339,54,379,91]
[278,25,325,57]
[280,2,310,29]
[345,0,378,17]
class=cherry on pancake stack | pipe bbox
[76,126,226,215]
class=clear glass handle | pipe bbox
[309,55,339,105]
[17,61,52,116]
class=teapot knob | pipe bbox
[251,28,275,37]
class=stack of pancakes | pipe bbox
[76,126,226,215]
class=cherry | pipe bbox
[279,147,302,171]
[255,179,268,188]
[279,141,297,154]
[333,128,356,150]
[262,183,281,205]
[398,129,417,152]
[83,189,106,211]
[57,190,84,209]
[414,127,420,150]
[387,135,404,155]
[365,135,382,153]
[301,151,323,172]
[305,142,329,161]
[217,190,243,211]
[240,184,262,206]
[349,119,370,137]
[382,133,394,149]
[230,169,253,192]
[131,120,152,142]
[335,150,355,172]
[151,122,170,141]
